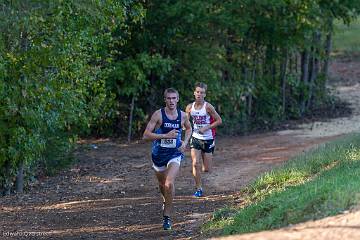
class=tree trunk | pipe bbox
[295,52,298,74]
[322,19,333,92]
[3,160,11,196]
[13,30,27,194]
[300,50,310,115]
[280,49,288,115]
[307,32,321,109]
[248,56,257,117]
[15,161,24,193]
[127,95,135,143]
[272,62,277,84]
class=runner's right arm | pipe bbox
[185,104,193,125]
[143,110,178,141]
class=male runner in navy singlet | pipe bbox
[143,88,192,230]
[185,82,222,197]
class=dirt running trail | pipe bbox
[1,57,360,240]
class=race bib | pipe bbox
[196,125,204,129]
[160,138,176,148]
[194,126,204,134]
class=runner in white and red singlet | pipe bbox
[185,82,222,197]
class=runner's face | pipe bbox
[194,87,206,102]
[164,92,179,110]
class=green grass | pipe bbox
[333,18,360,54]
[204,133,360,237]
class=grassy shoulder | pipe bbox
[203,133,360,237]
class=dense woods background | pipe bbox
[1,0,359,194]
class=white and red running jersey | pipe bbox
[190,102,215,140]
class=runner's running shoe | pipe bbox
[194,188,203,197]
[163,216,172,230]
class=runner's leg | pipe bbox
[202,152,213,173]
[191,148,202,189]
[155,170,166,203]
[162,162,180,217]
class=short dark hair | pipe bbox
[195,82,207,91]
[163,88,179,98]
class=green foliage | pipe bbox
[0,0,145,193]
[100,0,360,135]
[120,0,358,134]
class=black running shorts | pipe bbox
[190,137,215,153]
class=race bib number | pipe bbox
[196,125,204,129]
[195,125,204,134]
[160,139,176,148]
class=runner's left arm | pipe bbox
[179,112,192,153]
[203,103,222,132]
